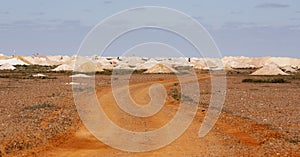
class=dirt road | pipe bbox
[41,75,296,156]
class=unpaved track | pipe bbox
[42,76,256,156]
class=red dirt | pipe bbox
[0,73,299,156]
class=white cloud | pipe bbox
[255,3,290,8]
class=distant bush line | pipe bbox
[242,78,289,83]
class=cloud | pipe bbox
[221,22,254,29]
[0,11,10,15]
[191,4,201,7]
[12,20,38,26]
[55,20,86,30]
[255,3,290,8]
[286,24,300,30]
[220,22,270,30]
[128,7,148,12]
[103,0,112,4]
[30,12,45,16]
[229,10,242,15]
[0,19,89,31]
[48,19,62,23]
[290,17,300,21]
[82,9,92,13]
[0,23,12,30]
[0,20,48,31]
[192,16,203,21]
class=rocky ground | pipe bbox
[0,71,299,156]
[200,74,300,142]
[0,73,80,156]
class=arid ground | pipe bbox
[0,71,299,156]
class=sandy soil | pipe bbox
[0,73,299,156]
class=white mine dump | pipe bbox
[52,64,74,71]
[0,55,299,75]
[251,64,289,76]
[144,64,178,74]
[0,63,16,70]
[69,74,91,78]
[0,58,28,65]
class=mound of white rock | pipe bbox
[0,63,16,70]
[144,64,178,74]
[52,64,74,71]
[251,64,289,76]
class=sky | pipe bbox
[0,0,300,58]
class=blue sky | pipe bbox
[0,0,300,57]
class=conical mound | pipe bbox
[52,64,74,71]
[144,64,178,74]
[251,64,289,75]
[75,61,103,72]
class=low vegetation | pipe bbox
[23,103,58,110]
[170,87,196,103]
[95,69,147,75]
[0,74,57,79]
[14,65,58,72]
[170,88,180,100]
[285,138,300,144]
[242,78,289,83]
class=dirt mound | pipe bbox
[0,54,9,60]
[265,57,300,68]
[281,65,297,73]
[191,58,223,70]
[32,73,48,77]
[52,64,73,71]
[47,55,72,64]
[136,58,158,70]
[15,56,32,65]
[65,82,80,85]
[144,64,178,73]
[75,62,104,72]
[251,64,289,75]
[69,74,91,78]
[222,56,265,69]
[0,58,28,65]
[0,63,16,70]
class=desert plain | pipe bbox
[0,70,299,156]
